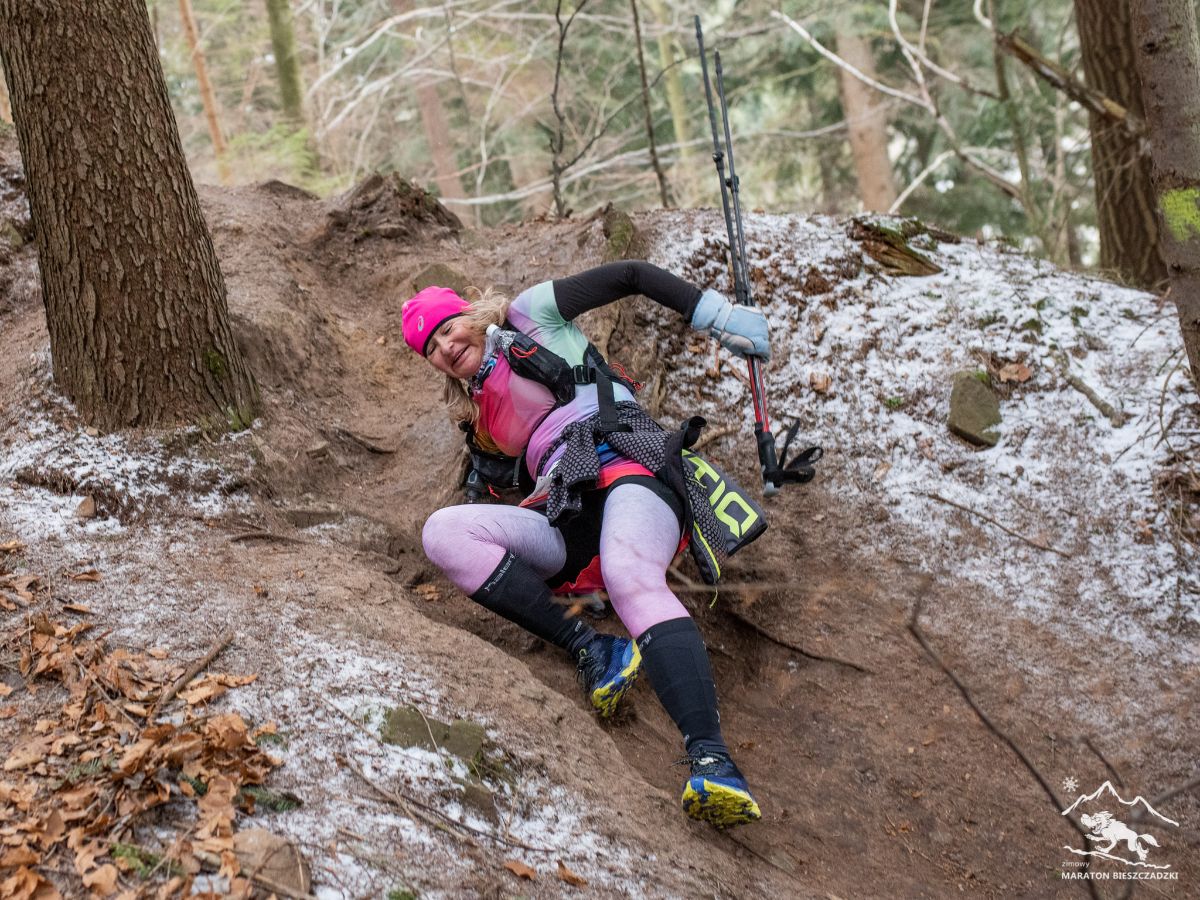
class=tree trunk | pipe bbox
[643,0,691,199]
[414,79,466,202]
[264,0,305,124]
[835,28,897,212]
[806,91,843,215]
[391,0,465,203]
[1132,0,1200,389]
[0,0,258,431]
[1075,0,1166,287]
[630,0,671,208]
[178,0,230,184]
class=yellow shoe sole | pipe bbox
[589,641,642,718]
[681,778,762,828]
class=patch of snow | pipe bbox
[650,211,1199,663]
[0,387,251,536]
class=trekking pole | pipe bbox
[694,17,821,496]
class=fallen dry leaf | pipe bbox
[503,859,537,880]
[998,362,1032,383]
[233,828,311,895]
[0,866,63,900]
[0,683,12,697]
[3,734,55,771]
[61,603,91,615]
[556,860,588,887]
[0,540,24,553]
[0,846,38,867]
[809,371,832,393]
[148,647,169,660]
[39,809,66,848]
[81,863,118,894]
[68,570,101,583]
[0,705,16,719]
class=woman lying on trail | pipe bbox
[402,260,770,828]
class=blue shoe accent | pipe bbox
[576,635,641,718]
[680,752,762,827]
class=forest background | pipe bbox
[0,0,1157,282]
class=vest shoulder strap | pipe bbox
[498,327,637,434]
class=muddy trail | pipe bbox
[1,162,1196,898]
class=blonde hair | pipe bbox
[441,286,512,429]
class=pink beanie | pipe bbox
[401,286,470,355]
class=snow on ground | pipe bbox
[650,211,1199,664]
[0,384,644,898]
[0,355,252,534]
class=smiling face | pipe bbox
[425,315,485,379]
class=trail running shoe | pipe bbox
[681,751,762,828]
[575,635,641,718]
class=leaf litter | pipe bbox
[0,597,282,898]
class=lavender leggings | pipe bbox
[422,483,690,639]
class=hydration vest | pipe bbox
[461,327,769,586]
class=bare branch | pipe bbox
[995,31,1147,144]
[771,10,929,110]
[887,0,999,99]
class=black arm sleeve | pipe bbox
[552,261,703,322]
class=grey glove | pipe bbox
[690,289,771,361]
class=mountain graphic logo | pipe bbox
[1061,781,1178,870]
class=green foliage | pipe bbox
[239,784,303,812]
[226,124,325,192]
[885,395,905,410]
[181,773,208,796]
[255,730,289,750]
[110,843,160,879]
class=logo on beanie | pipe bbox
[417,315,425,332]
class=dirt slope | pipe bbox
[0,164,1196,898]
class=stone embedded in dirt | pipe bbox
[948,371,1001,447]
[411,263,470,296]
[0,218,23,249]
[304,442,330,460]
[381,705,485,764]
[459,779,499,823]
[75,495,96,519]
[233,828,311,895]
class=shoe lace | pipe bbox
[674,752,730,777]
[575,647,605,688]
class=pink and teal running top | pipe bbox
[468,262,703,503]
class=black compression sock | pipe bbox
[470,552,596,656]
[637,617,729,757]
